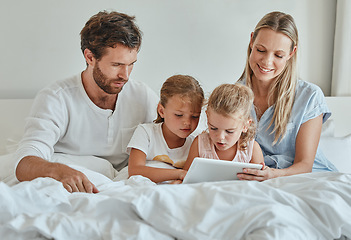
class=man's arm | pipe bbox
[16,156,98,193]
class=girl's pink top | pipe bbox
[198,131,254,163]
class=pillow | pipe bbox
[0,153,19,185]
[319,134,351,173]
[321,119,335,137]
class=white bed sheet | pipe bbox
[1,97,351,239]
[0,167,350,240]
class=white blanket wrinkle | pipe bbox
[1,165,351,240]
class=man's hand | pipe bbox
[54,163,99,193]
[16,156,98,193]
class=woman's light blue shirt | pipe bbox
[242,80,338,172]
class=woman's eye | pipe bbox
[210,127,217,131]
[275,54,283,58]
[175,114,182,117]
[226,130,234,134]
[192,115,200,119]
[257,48,264,53]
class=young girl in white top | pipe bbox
[184,83,264,171]
[127,74,204,183]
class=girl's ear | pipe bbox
[157,103,165,118]
[242,119,252,133]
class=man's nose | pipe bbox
[117,65,130,80]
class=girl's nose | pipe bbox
[218,131,225,140]
[184,117,191,126]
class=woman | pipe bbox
[237,11,337,181]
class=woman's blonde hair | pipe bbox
[239,11,298,144]
[154,74,204,123]
[207,83,256,150]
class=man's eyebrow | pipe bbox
[111,59,137,65]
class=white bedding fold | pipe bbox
[132,173,351,240]
[0,170,350,240]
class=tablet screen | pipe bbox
[183,157,262,184]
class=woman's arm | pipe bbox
[238,114,323,181]
[183,137,200,170]
[128,148,186,183]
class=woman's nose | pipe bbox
[262,53,274,66]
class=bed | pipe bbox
[0,97,350,239]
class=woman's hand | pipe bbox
[237,166,274,181]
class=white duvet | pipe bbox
[0,166,350,240]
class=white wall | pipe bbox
[0,0,336,99]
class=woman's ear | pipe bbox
[157,103,165,118]
[288,45,297,60]
[249,32,254,49]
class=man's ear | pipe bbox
[157,103,165,118]
[242,119,252,133]
[83,48,95,66]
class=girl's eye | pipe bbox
[210,127,217,131]
[275,54,283,58]
[256,48,264,53]
[192,115,200,119]
[226,130,234,134]
[175,114,183,117]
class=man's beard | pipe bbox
[93,63,127,94]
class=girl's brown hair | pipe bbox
[154,75,204,123]
[207,83,256,150]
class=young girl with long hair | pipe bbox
[127,74,204,183]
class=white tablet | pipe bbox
[182,157,262,184]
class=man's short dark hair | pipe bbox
[80,10,142,60]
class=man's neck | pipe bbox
[81,70,118,110]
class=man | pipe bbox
[14,11,159,193]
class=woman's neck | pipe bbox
[251,76,275,120]
[251,76,273,98]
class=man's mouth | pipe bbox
[113,81,127,87]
